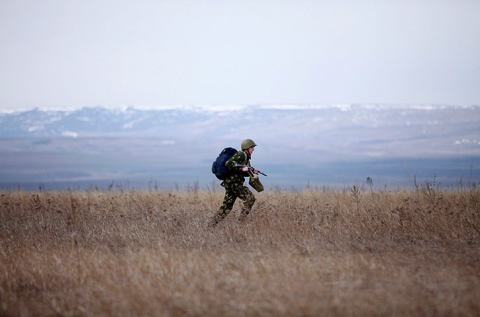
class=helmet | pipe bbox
[241,139,257,150]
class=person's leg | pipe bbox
[237,186,255,221]
[209,189,237,226]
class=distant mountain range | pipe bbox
[1,104,479,190]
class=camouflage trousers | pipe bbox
[210,184,255,225]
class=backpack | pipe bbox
[211,147,239,180]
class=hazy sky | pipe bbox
[1,0,479,110]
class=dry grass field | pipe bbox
[1,183,479,316]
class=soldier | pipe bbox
[209,139,259,227]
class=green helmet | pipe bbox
[241,139,257,150]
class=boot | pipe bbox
[238,210,249,222]
[207,219,218,228]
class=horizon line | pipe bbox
[1,103,479,114]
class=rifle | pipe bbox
[233,162,267,177]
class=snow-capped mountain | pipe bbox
[1,104,478,140]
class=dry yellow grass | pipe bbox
[1,186,479,316]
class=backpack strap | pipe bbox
[239,151,248,165]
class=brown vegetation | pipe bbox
[1,184,479,316]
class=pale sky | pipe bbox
[1,0,479,110]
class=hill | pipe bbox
[0,104,479,190]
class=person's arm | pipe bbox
[226,151,247,172]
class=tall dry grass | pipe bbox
[0,185,479,316]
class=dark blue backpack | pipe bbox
[212,147,238,180]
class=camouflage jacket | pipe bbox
[221,150,250,187]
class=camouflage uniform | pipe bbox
[210,150,256,226]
